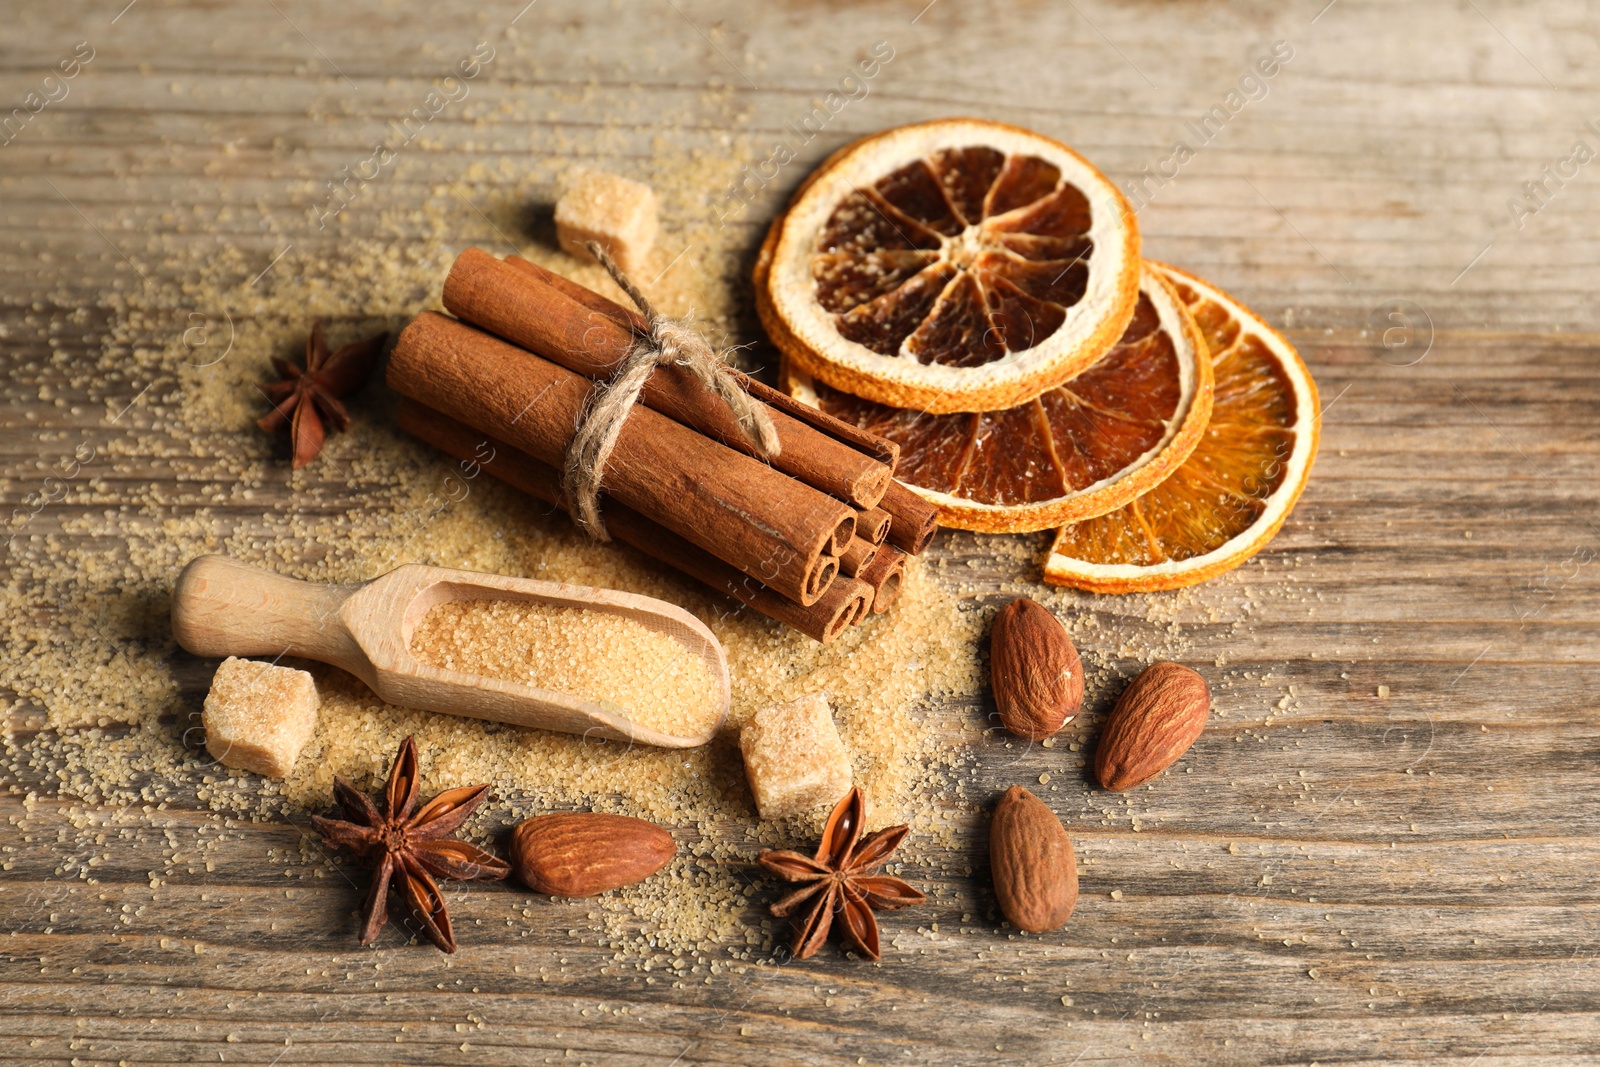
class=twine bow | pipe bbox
[561,241,781,540]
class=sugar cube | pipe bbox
[202,657,320,778]
[740,693,853,820]
[554,170,658,275]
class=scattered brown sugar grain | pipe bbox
[408,598,721,738]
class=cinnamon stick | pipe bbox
[879,481,939,555]
[395,400,869,643]
[817,573,871,634]
[444,249,893,509]
[828,527,851,558]
[388,312,852,605]
[809,556,840,601]
[858,545,908,614]
[839,537,878,578]
[482,252,947,558]
[854,506,892,546]
[504,254,901,472]
[846,580,873,626]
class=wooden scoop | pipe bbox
[170,554,729,748]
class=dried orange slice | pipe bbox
[756,118,1141,414]
[783,265,1212,534]
[1043,263,1320,593]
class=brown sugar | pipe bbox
[554,170,659,275]
[407,598,721,738]
[739,693,853,820]
[201,657,320,778]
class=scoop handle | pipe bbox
[171,555,366,671]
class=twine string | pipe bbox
[561,241,780,540]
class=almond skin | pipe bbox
[509,813,674,897]
[1094,661,1211,791]
[990,596,1083,740]
[990,786,1078,932]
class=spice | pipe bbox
[388,312,851,605]
[256,321,384,469]
[201,657,320,778]
[395,400,873,643]
[407,598,721,738]
[449,249,896,510]
[311,736,509,953]
[878,480,940,554]
[857,544,909,614]
[853,506,893,546]
[758,786,924,960]
[839,536,878,578]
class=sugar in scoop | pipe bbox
[408,598,722,739]
[171,556,728,748]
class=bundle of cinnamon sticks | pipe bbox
[387,247,939,642]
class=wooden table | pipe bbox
[4,1,1597,1063]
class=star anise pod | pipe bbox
[310,736,509,953]
[257,320,385,469]
[757,786,925,961]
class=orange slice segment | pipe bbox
[757,119,1141,414]
[1043,263,1321,593]
[783,265,1212,534]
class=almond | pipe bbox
[989,596,1083,740]
[990,786,1078,932]
[509,812,674,897]
[1094,661,1211,791]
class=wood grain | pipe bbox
[5,0,1600,1064]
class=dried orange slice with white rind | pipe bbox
[1043,263,1320,593]
[758,119,1140,414]
[783,264,1212,534]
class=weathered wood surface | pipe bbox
[4,0,1600,1063]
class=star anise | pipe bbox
[310,736,509,953]
[257,320,385,469]
[757,786,925,961]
